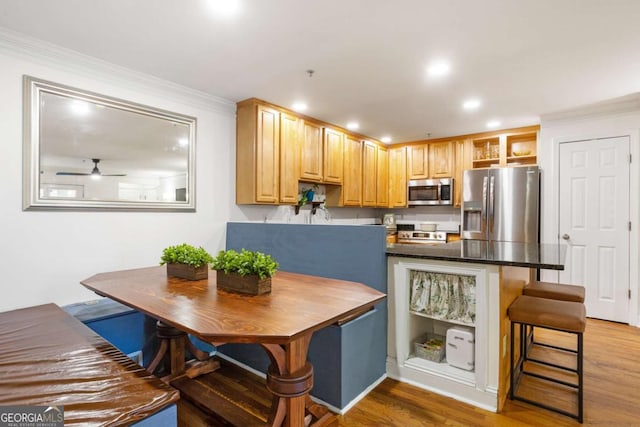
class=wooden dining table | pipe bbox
[81,266,386,427]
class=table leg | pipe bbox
[147,321,219,380]
[261,334,336,427]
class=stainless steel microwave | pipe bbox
[407,178,453,206]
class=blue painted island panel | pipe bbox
[222,222,387,409]
[131,405,177,426]
[63,299,214,367]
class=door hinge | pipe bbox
[629,289,632,299]
[629,221,632,231]
[630,154,632,163]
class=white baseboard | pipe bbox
[215,352,267,379]
[331,373,387,414]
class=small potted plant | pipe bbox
[299,183,320,206]
[160,243,214,280]
[211,249,278,295]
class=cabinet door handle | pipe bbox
[562,233,570,240]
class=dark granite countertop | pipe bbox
[386,240,566,270]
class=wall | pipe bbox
[387,205,461,232]
[0,29,236,312]
[0,28,461,313]
[231,204,381,225]
[538,94,640,325]
[230,201,461,228]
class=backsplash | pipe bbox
[387,206,461,232]
[233,204,380,225]
[232,203,461,230]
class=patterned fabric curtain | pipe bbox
[409,271,475,324]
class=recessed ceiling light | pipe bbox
[463,99,481,110]
[486,120,501,128]
[291,102,308,112]
[381,136,392,144]
[427,61,450,77]
[207,0,240,17]
[346,122,359,130]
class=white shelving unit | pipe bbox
[404,356,475,384]
[407,312,476,384]
[409,310,475,327]
[386,256,501,412]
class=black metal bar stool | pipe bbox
[508,295,586,423]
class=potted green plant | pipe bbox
[160,243,214,280]
[211,249,278,295]
[299,183,320,206]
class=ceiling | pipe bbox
[2,0,640,142]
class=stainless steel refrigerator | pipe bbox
[461,165,540,243]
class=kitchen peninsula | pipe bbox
[386,240,566,412]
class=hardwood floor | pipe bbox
[179,319,640,426]
[339,319,640,427]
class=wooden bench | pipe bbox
[0,303,179,426]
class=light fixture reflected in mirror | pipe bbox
[23,76,197,211]
[70,99,91,115]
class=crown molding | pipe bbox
[0,26,236,115]
[541,93,640,126]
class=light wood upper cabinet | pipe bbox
[505,131,537,166]
[323,128,344,184]
[429,141,454,178]
[362,140,377,207]
[376,145,389,207]
[389,146,407,207]
[279,112,301,204]
[343,135,363,206]
[237,97,521,208]
[407,141,453,180]
[236,102,280,204]
[470,129,538,169]
[300,120,323,182]
[407,144,429,180]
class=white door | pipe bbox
[558,136,630,322]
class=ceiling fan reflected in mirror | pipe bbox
[56,158,126,180]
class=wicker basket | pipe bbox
[414,334,446,362]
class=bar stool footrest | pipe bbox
[525,357,578,373]
[530,340,578,354]
[521,370,579,389]
[511,394,583,422]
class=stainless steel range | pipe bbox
[396,230,448,245]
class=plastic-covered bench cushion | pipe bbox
[0,303,179,426]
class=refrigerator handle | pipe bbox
[482,176,488,231]
[489,175,495,233]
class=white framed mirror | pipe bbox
[23,76,196,211]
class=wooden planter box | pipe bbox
[166,263,209,281]
[216,271,272,295]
